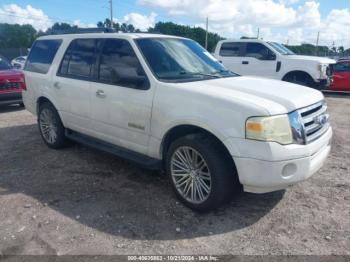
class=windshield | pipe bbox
[0,57,12,70]
[267,42,295,55]
[136,38,237,82]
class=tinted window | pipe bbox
[334,62,350,72]
[137,38,236,83]
[98,39,148,89]
[25,40,62,74]
[244,43,275,60]
[0,56,12,70]
[220,42,242,57]
[59,39,96,78]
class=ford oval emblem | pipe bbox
[314,114,328,126]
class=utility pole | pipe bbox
[109,0,113,28]
[205,17,209,50]
[315,31,320,56]
[257,27,260,39]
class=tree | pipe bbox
[45,22,78,35]
[0,23,36,48]
[148,22,223,51]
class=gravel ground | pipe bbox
[0,96,349,256]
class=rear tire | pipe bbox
[38,102,67,149]
[166,133,239,212]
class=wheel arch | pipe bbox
[160,124,238,170]
[282,70,314,82]
[36,96,65,125]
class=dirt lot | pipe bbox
[0,96,349,256]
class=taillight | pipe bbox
[19,75,26,90]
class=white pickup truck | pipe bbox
[214,39,336,89]
[23,33,332,211]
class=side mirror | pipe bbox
[127,75,150,90]
[266,53,276,61]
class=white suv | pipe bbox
[23,33,332,211]
[214,39,336,89]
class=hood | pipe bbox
[179,76,324,115]
[286,55,336,64]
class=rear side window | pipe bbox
[219,42,242,57]
[25,40,62,74]
[98,39,148,89]
[334,62,350,72]
[58,39,97,78]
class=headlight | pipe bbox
[246,115,293,145]
[319,64,328,77]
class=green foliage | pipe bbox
[0,21,348,58]
[286,43,337,56]
[0,23,36,48]
[148,22,223,52]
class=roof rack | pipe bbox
[50,28,117,35]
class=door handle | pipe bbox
[96,90,106,98]
[53,82,61,89]
[242,61,249,65]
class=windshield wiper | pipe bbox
[179,71,221,78]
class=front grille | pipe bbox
[298,101,330,144]
[0,82,21,91]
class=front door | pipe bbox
[240,42,278,79]
[90,38,154,155]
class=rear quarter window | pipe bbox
[219,42,242,57]
[25,39,62,74]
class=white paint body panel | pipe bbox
[214,39,336,83]
[23,33,332,194]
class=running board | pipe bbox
[65,130,162,170]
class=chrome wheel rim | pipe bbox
[39,108,57,144]
[170,146,211,204]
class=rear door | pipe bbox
[332,62,350,91]
[216,42,244,74]
[89,38,153,155]
[240,42,278,79]
[23,39,62,113]
[53,38,98,134]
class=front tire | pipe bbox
[166,134,239,211]
[283,73,313,88]
[38,102,67,149]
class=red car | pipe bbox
[0,56,26,106]
[330,59,350,91]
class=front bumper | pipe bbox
[230,127,332,193]
[314,77,332,90]
[0,91,22,106]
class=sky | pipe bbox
[0,0,349,48]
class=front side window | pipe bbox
[244,43,276,60]
[219,42,242,57]
[136,38,237,82]
[59,39,97,78]
[25,39,62,74]
[98,39,148,89]
[334,62,350,72]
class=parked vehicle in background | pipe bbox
[23,33,332,211]
[0,56,26,106]
[214,39,336,90]
[11,56,27,70]
[330,59,350,91]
